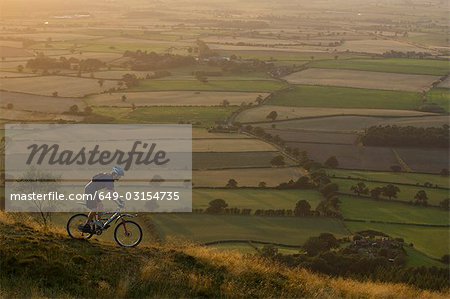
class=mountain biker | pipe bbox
[78,166,125,233]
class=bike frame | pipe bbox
[97,207,138,234]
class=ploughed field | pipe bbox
[192,152,296,170]
[235,106,435,123]
[0,91,85,113]
[282,68,440,92]
[308,58,450,76]
[193,167,305,187]
[0,76,118,97]
[258,116,450,132]
[87,91,268,107]
[248,113,449,173]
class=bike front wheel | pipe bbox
[67,214,93,239]
[114,220,142,247]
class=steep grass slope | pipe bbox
[0,212,448,299]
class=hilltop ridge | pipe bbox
[0,212,448,299]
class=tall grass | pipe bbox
[0,211,448,298]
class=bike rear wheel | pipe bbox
[67,214,93,239]
[114,220,142,247]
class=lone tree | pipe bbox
[370,187,383,199]
[17,65,24,72]
[303,233,339,256]
[258,181,267,188]
[324,156,339,168]
[122,73,139,87]
[195,72,208,83]
[52,91,58,97]
[84,106,93,115]
[266,110,278,121]
[440,168,449,176]
[221,99,230,107]
[15,167,61,226]
[439,198,449,210]
[350,182,369,196]
[270,155,285,167]
[97,79,104,87]
[256,95,264,105]
[382,184,400,200]
[121,95,127,102]
[294,199,311,216]
[205,199,228,214]
[320,182,339,198]
[414,190,428,206]
[226,178,238,188]
[69,104,79,114]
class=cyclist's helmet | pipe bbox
[112,166,125,176]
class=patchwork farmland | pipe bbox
[0,0,449,295]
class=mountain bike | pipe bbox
[66,201,143,247]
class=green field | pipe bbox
[150,214,349,245]
[309,58,450,76]
[426,88,450,112]
[129,79,286,92]
[267,85,422,110]
[345,221,449,259]
[403,247,447,268]
[193,152,296,169]
[327,169,450,188]
[340,196,449,225]
[193,189,323,210]
[218,50,369,62]
[333,178,449,206]
[77,42,180,54]
[92,106,238,127]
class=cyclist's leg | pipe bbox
[79,194,99,232]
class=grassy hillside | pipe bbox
[1,212,448,299]
[150,214,348,245]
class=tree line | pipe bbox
[361,125,449,148]
[349,181,449,209]
[380,50,433,59]
[259,232,449,291]
[26,54,105,72]
[123,50,196,70]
